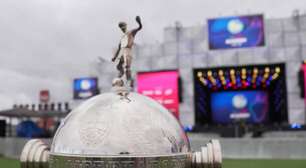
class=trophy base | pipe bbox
[49,153,191,168]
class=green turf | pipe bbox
[0,157,19,168]
[1,157,306,168]
[223,159,306,168]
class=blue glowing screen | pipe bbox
[73,77,99,99]
[211,91,269,124]
[74,78,97,91]
[208,14,265,49]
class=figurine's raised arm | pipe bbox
[131,16,142,37]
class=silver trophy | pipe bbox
[20,16,222,168]
[20,92,222,168]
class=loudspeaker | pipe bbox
[178,77,183,103]
[298,68,304,98]
[0,120,6,137]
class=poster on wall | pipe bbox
[137,70,180,119]
[208,14,265,50]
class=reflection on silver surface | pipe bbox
[51,92,190,155]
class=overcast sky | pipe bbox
[0,0,306,109]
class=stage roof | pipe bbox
[0,108,69,118]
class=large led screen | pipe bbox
[137,71,180,119]
[208,14,265,50]
[211,91,269,124]
[73,77,99,99]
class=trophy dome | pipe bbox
[50,92,190,156]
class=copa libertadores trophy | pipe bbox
[20,16,222,168]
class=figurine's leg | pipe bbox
[117,57,124,78]
[125,54,132,84]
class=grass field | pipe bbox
[223,159,306,168]
[1,157,306,168]
[0,157,20,168]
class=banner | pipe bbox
[137,71,180,119]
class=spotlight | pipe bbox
[265,67,270,73]
[253,68,258,74]
[197,72,203,78]
[242,68,247,74]
[208,75,215,82]
[218,70,224,76]
[230,69,235,76]
[264,74,269,79]
[200,77,207,85]
[207,71,212,76]
[272,73,279,80]
[275,67,281,73]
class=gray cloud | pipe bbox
[0,0,305,107]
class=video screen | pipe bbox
[211,91,269,124]
[73,77,99,99]
[208,14,265,50]
[137,71,180,119]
